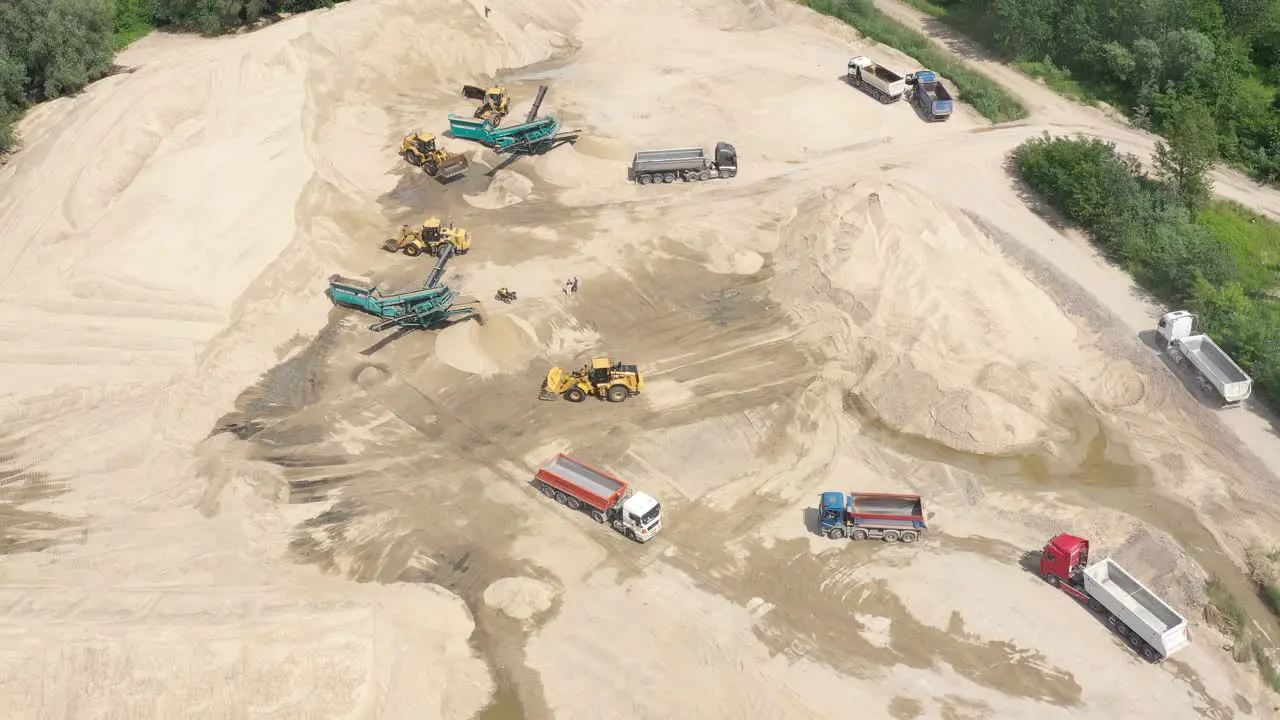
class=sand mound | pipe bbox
[434,314,539,376]
[464,172,534,209]
[483,576,557,621]
[777,182,1086,453]
[355,364,389,389]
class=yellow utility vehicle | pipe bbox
[539,358,643,403]
[399,133,468,177]
[463,85,510,126]
[382,217,471,257]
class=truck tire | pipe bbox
[852,529,868,541]
[564,387,586,402]
[639,174,653,185]
[566,497,581,510]
[1046,574,1060,587]
[663,173,676,183]
[684,170,698,182]
[721,170,735,179]
[899,530,918,543]
[425,161,439,177]
[554,491,569,505]
[592,510,606,523]
[883,530,901,542]
[404,244,422,257]
[699,170,710,181]
[1087,598,1105,614]
[540,484,555,499]
[1141,645,1159,662]
[606,385,628,403]
[625,528,637,541]
[827,528,845,539]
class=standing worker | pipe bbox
[571,276,579,294]
[484,5,490,17]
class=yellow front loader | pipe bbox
[382,217,471,257]
[400,132,469,178]
[539,357,643,403]
[463,84,510,126]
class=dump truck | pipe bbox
[327,244,479,331]
[905,70,953,121]
[448,84,580,156]
[818,491,927,542]
[1156,310,1252,406]
[1039,534,1191,662]
[533,453,663,542]
[847,56,905,103]
[539,357,643,403]
[629,142,737,185]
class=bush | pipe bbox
[799,0,1027,123]
[1016,134,1280,411]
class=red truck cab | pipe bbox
[1040,533,1090,584]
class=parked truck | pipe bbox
[847,56,905,103]
[1156,310,1252,406]
[1039,534,1191,662]
[905,70,954,121]
[533,454,662,543]
[629,142,737,185]
[818,491,927,542]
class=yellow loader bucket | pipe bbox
[540,367,565,400]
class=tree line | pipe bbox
[925,0,1280,184]
[1016,130,1280,411]
[0,0,342,154]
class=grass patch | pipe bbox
[799,0,1027,123]
[113,0,155,50]
[1205,578,1280,689]
[1195,201,1280,295]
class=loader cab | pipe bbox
[486,88,507,108]
[587,357,614,386]
[413,134,437,154]
[1157,310,1195,344]
[1041,533,1089,583]
[714,142,737,172]
[818,491,846,532]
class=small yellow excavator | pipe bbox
[382,217,471,257]
[463,85,510,126]
[539,357,644,403]
[400,132,469,178]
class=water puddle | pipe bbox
[843,391,1280,646]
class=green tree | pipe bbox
[0,0,115,100]
[1154,97,1218,212]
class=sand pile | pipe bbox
[464,172,535,209]
[434,314,540,376]
[483,576,557,621]
[777,182,1086,453]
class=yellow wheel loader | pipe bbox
[400,132,469,178]
[382,217,472,257]
[539,358,644,403]
[463,85,510,126]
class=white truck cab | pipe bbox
[616,491,662,542]
[1156,310,1196,345]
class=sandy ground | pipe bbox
[2,0,1280,717]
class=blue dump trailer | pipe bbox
[905,70,953,122]
[818,491,927,542]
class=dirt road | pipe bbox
[0,0,1278,717]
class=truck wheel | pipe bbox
[404,244,422,257]
[1141,645,1159,662]
[554,491,569,505]
[425,162,439,177]
[540,484,555,499]
[828,528,845,539]
[1046,574,1060,587]
[625,528,637,541]
[899,531,918,543]
[564,387,586,402]
[1087,598,1105,614]
[883,530,901,542]
[699,170,710,181]
[1126,630,1143,648]
[592,510,606,523]
[663,173,676,183]
[639,174,653,185]
[684,171,698,182]
[607,385,628,403]
[566,497,581,510]
[852,529,868,541]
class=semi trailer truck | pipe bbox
[1039,533,1191,662]
[533,454,662,542]
[1156,310,1252,406]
